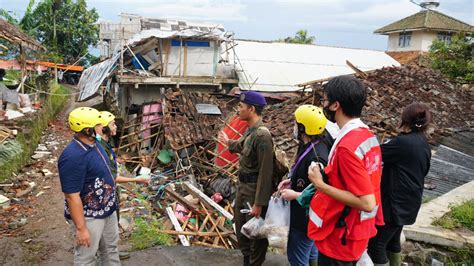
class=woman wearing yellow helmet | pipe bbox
[278,105,333,266]
[96,111,150,186]
[95,110,150,260]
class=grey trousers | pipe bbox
[69,212,120,266]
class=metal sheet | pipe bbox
[230,40,401,92]
[195,103,221,115]
[77,53,120,101]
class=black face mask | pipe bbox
[323,104,336,123]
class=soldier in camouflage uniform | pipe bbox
[218,91,274,266]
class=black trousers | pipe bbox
[318,252,357,266]
[367,224,403,264]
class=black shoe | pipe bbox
[243,255,250,266]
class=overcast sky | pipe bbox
[2,0,473,50]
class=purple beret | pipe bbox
[239,91,267,107]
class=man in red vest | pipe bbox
[307,76,384,265]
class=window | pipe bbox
[171,40,210,47]
[437,32,452,44]
[398,32,411,47]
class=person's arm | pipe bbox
[65,192,90,247]
[308,147,376,212]
[252,131,274,217]
[219,131,246,154]
[116,175,150,185]
[58,151,90,247]
[381,136,401,164]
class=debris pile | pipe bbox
[360,65,472,141]
[0,128,64,237]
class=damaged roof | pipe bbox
[127,16,229,44]
[162,90,235,150]
[231,40,400,92]
[0,18,45,51]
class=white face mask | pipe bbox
[293,123,299,140]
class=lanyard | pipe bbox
[95,145,115,180]
[73,138,115,180]
[290,140,319,177]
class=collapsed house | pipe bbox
[79,14,238,117]
[75,14,473,249]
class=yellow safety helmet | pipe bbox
[68,107,102,133]
[294,105,327,135]
[98,111,115,127]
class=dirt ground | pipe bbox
[0,91,288,266]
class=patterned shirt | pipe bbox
[58,137,117,219]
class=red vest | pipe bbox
[308,128,383,261]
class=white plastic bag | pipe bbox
[356,250,374,266]
[261,196,290,249]
[241,217,265,239]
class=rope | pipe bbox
[23,83,80,96]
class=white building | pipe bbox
[374,1,473,63]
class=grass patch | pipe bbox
[0,83,69,181]
[432,200,474,230]
[130,217,174,250]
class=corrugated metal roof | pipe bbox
[77,53,120,101]
[231,40,400,92]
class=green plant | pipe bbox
[0,84,69,180]
[277,29,315,44]
[0,0,100,65]
[433,200,474,230]
[428,33,474,83]
[130,217,174,250]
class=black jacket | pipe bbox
[290,139,330,232]
[381,132,431,226]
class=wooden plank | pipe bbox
[166,207,190,246]
[346,60,368,79]
[164,186,199,211]
[201,202,229,249]
[158,230,234,237]
[183,182,233,220]
[193,241,225,249]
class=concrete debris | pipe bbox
[15,181,36,197]
[41,169,53,177]
[0,194,10,209]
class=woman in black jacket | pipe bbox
[368,103,432,266]
[278,105,333,266]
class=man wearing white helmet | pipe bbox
[58,107,120,265]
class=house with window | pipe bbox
[374,1,473,63]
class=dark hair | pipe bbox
[0,69,5,81]
[400,102,432,134]
[244,103,264,116]
[324,75,366,117]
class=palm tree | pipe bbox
[292,30,315,44]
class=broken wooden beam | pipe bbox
[183,182,233,220]
[166,206,190,246]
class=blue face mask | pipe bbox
[95,134,102,142]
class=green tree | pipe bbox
[277,29,315,44]
[0,0,99,65]
[428,33,474,83]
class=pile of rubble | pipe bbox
[360,64,472,142]
[0,126,66,236]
